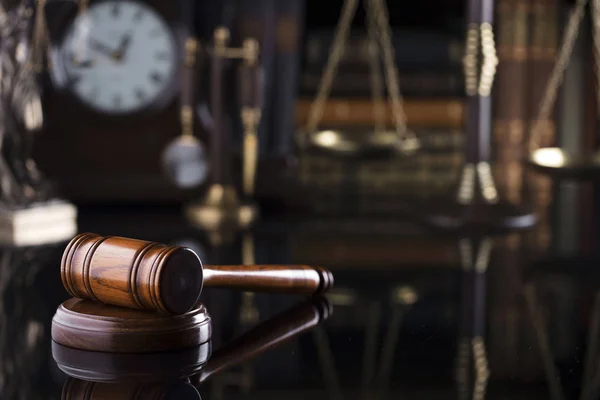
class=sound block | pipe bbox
[52,298,212,353]
[0,200,77,246]
[53,341,211,383]
[62,377,202,400]
[419,200,537,233]
[528,147,600,181]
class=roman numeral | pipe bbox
[149,71,163,84]
[133,9,144,21]
[134,88,146,101]
[111,4,120,17]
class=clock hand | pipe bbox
[71,57,94,68]
[113,32,132,61]
[87,37,117,58]
[119,32,132,51]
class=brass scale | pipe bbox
[303,0,600,227]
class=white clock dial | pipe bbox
[54,0,177,114]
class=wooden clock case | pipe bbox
[35,0,207,203]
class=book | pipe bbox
[528,0,559,149]
[299,69,464,98]
[494,0,529,159]
[493,0,530,209]
[526,0,559,254]
[269,0,304,158]
[298,129,463,214]
[295,98,465,128]
[303,28,464,71]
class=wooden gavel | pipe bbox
[61,233,334,314]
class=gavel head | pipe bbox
[61,233,204,315]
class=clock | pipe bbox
[49,0,178,115]
[36,0,207,203]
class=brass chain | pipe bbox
[365,0,385,134]
[305,0,358,135]
[304,0,416,150]
[529,0,588,150]
[370,0,417,147]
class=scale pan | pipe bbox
[528,147,600,180]
[302,129,420,157]
[416,200,537,233]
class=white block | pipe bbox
[0,200,78,246]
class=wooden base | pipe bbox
[51,298,212,353]
[53,341,211,383]
[419,200,537,233]
[0,200,77,246]
[527,147,600,181]
[62,378,202,400]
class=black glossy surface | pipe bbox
[3,200,600,399]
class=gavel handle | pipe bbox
[203,265,334,295]
[193,296,332,384]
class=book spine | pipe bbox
[494,0,529,204]
[304,30,464,71]
[299,70,464,98]
[270,0,304,158]
[295,98,465,129]
[299,151,462,191]
[527,0,559,254]
[528,0,558,148]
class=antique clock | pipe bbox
[36,0,202,202]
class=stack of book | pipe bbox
[295,27,467,214]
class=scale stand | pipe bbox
[420,0,537,232]
[455,237,491,400]
[186,27,263,238]
[527,0,600,181]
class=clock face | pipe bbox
[51,0,178,115]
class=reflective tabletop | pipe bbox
[2,198,599,399]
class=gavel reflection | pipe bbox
[58,296,333,399]
[62,233,334,314]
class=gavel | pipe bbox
[61,233,334,314]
